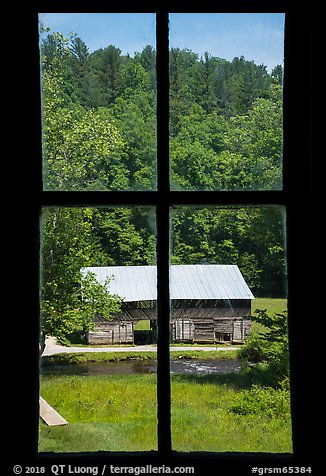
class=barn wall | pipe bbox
[172,317,251,343]
[87,321,134,344]
[170,300,251,343]
[88,299,252,344]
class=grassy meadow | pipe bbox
[171,371,292,453]
[39,368,292,453]
[39,298,292,454]
[251,297,287,334]
[39,374,158,452]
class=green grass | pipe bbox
[39,373,157,452]
[39,367,292,454]
[253,297,287,315]
[251,298,287,335]
[134,320,151,330]
[171,369,292,453]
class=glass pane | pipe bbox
[39,13,157,191]
[170,206,292,452]
[39,207,157,452]
[169,13,284,191]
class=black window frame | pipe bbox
[7,0,317,473]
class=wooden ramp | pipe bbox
[39,397,68,426]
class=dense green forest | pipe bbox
[40,30,286,341]
[41,30,283,191]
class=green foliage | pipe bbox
[239,309,289,381]
[171,207,286,296]
[80,271,122,322]
[40,208,122,342]
[41,31,156,191]
[41,46,129,191]
[230,377,291,419]
[41,270,122,344]
[94,207,157,266]
[170,85,282,191]
[41,30,282,193]
[42,272,121,343]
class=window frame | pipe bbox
[7,0,316,472]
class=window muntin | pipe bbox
[169,13,285,191]
[39,13,157,191]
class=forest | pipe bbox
[40,30,286,341]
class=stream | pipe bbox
[41,358,242,376]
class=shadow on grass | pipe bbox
[170,364,280,390]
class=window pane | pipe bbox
[39,206,157,452]
[169,13,284,191]
[39,13,157,191]
[170,206,292,452]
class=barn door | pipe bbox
[174,319,195,342]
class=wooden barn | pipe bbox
[81,265,254,345]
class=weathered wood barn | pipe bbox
[81,265,254,345]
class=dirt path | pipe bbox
[42,336,239,356]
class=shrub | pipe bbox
[239,309,289,381]
[230,377,291,420]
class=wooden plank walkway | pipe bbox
[39,397,68,426]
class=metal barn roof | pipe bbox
[81,265,254,301]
